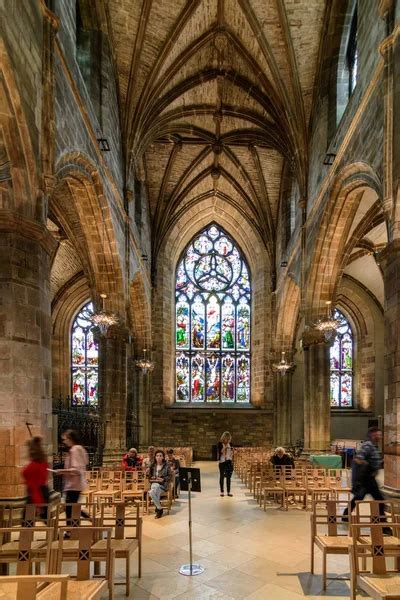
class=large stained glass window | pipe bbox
[175,224,251,404]
[330,309,353,408]
[71,302,98,406]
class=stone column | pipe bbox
[138,372,152,449]
[275,367,295,446]
[380,240,400,491]
[99,326,128,463]
[301,329,331,451]
[0,214,56,499]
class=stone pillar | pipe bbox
[275,368,295,446]
[99,327,128,463]
[380,240,400,491]
[301,329,331,451]
[138,372,152,449]
[0,215,56,499]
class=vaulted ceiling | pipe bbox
[106,0,328,260]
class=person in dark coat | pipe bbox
[270,447,295,468]
[342,427,389,528]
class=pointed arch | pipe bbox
[52,152,125,314]
[0,39,39,216]
[305,162,383,322]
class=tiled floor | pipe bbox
[113,461,361,599]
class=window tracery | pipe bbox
[175,225,251,404]
[330,309,353,408]
[71,302,98,406]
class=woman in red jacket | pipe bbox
[22,436,49,515]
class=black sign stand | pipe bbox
[178,467,204,576]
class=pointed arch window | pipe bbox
[71,302,98,406]
[175,224,251,404]
[330,309,353,408]
[346,6,358,97]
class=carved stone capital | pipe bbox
[39,0,60,30]
[377,239,400,269]
[300,327,329,350]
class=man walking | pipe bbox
[343,426,388,526]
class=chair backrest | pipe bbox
[57,527,112,581]
[55,503,98,538]
[354,500,398,525]
[350,523,400,576]
[23,504,58,530]
[99,502,141,540]
[311,499,352,537]
[0,526,53,575]
[0,574,69,600]
[327,468,350,490]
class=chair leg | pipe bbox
[138,542,142,578]
[322,550,327,591]
[126,555,130,597]
[310,541,314,574]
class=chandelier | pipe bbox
[314,301,340,341]
[272,351,293,376]
[135,348,154,375]
[91,293,118,336]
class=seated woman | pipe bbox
[148,450,171,519]
[121,448,142,471]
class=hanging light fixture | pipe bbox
[135,348,154,375]
[91,293,118,336]
[272,351,293,376]
[314,301,340,341]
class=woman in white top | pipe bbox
[56,429,89,525]
[217,431,233,497]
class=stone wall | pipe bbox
[151,407,273,460]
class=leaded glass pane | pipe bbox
[205,354,220,402]
[191,354,205,402]
[329,309,353,408]
[71,302,98,406]
[222,355,235,402]
[237,355,250,403]
[222,297,235,349]
[176,298,190,349]
[175,224,251,403]
[176,353,190,402]
[206,295,221,349]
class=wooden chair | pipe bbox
[49,503,99,573]
[310,498,353,590]
[121,470,147,514]
[327,468,351,496]
[55,527,113,600]
[350,522,400,600]
[262,471,285,510]
[283,468,307,510]
[93,472,123,505]
[92,502,142,596]
[0,526,53,575]
[0,574,69,599]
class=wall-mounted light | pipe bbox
[97,138,110,152]
[323,153,336,166]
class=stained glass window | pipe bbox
[175,224,251,403]
[71,302,98,406]
[330,309,353,408]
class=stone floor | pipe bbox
[112,461,363,599]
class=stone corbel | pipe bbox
[300,327,330,350]
[377,239,400,270]
[39,0,60,31]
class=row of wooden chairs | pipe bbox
[260,467,351,511]
[0,500,142,598]
[311,498,400,596]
